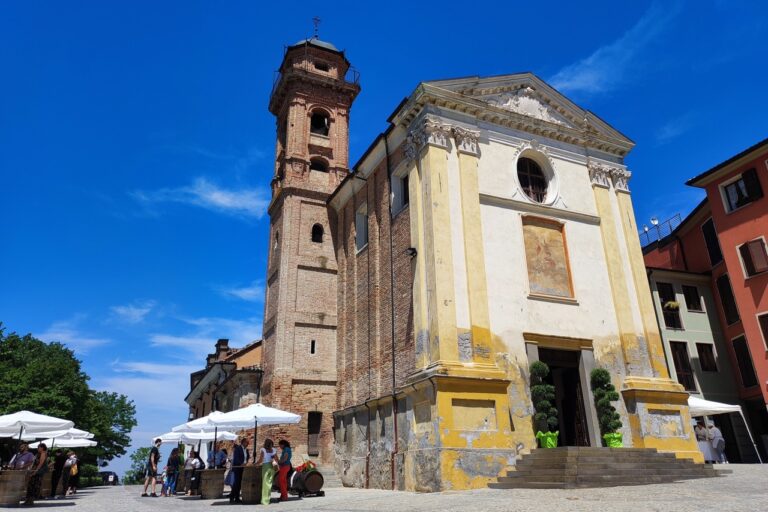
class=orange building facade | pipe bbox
[644,138,768,459]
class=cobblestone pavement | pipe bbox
[26,465,767,512]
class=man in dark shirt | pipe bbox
[141,439,162,497]
[229,438,249,504]
[50,450,66,497]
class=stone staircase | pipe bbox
[489,447,730,489]
[315,464,343,488]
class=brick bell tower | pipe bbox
[260,36,359,462]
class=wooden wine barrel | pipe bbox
[0,470,29,507]
[39,471,52,498]
[293,470,324,494]
[199,469,225,499]
[239,465,262,504]
[175,471,186,494]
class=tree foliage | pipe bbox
[124,447,151,484]
[530,360,558,433]
[0,326,137,463]
[589,368,623,438]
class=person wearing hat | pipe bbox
[708,421,727,464]
[694,420,714,463]
[141,438,162,497]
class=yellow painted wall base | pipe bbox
[621,376,704,463]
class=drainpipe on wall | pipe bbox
[383,134,399,491]
[365,400,372,489]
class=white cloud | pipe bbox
[656,113,695,144]
[148,315,262,359]
[549,1,682,94]
[220,280,264,302]
[110,300,156,324]
[38,319,111,355]
[132,177,270,219]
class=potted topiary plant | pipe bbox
[590,368,623,447]
[530,360,559,448]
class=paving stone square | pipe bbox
[27,465,768,512]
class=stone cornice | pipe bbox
[392,83,634,157]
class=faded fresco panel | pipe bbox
[522,217,572,298]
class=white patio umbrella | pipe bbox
[171,411,233,453]
[209,403,300,448]
[0,411,74,441]
[171,411,228,433]
[688,395,763,464]
[14,427,95,441]
[29,437,97,449]
[155,430,238,445]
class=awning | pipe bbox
[688,396,741,416]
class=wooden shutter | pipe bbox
[742,168,764,201]
[747,239,768,274]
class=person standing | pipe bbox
[50,449,66,497]
[165,448,181,496]
[183,450,197,496]
[708,422,728,463]
[229,438,249,504]
[141,438,162,497]
[255,438,278,505]
[61,451,77,496]
[25,443,48,505]
[694,420,714,463]
[277,440,292,502]
[6,442,35,470]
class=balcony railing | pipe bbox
[270,63,360,100]
[638,213,681,247]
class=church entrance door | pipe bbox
[538,348,590,447]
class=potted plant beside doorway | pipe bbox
[590,368,624,447]
[530,361,559,448]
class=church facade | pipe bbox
[259,38,702,492]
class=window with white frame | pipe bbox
[721,168,763,213]
[738,237,768,277]
[758,312,768,350]
[355,203,368,251]
[391,172,409,215]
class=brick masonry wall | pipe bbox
[333,143,415,487]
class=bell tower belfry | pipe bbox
[260,37,359,462]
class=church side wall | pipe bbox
[333,147,414,489]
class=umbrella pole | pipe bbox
[17,426,24,451]
[254,417,258,463]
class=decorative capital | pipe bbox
[610,168,631,192]
[452,126,480,156]
[406,115,451,160]
[587,161,612,188]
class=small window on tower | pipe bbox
[310,111,330,136]
[310,157,329,172]
[314,61,330,72]
[310,339,316,355]
[311,223,324,243]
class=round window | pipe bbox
[517,157,548,203]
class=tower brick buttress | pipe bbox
[259,38,359,463]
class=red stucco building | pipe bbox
[644,137,768,458]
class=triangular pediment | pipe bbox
[419,73,633,148]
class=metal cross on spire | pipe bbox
[312,16,321,39]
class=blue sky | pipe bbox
[2,1,766,474]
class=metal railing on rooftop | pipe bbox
[638,213,681,248]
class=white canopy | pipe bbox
[29,437,97,449]
[171,411,228,433]
[209,403,301,429]
[687,395,763,464]
[15,427,95,441]
[0,411,74,437]
[155,430,238,445]
[688,396,741,417]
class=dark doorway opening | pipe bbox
[307,411,322,456]
[537,348,590,447]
